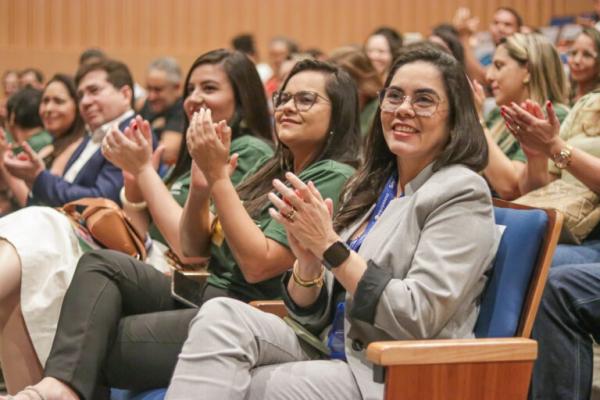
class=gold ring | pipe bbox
[284,209,296,222]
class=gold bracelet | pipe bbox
[292,263,324,288]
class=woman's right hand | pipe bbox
[186,109,232,186]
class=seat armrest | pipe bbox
[249,300,288,318]
[366,337,537,366]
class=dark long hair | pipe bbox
[334,44,488,231]
[43,74,86,165]
[167,49,272,185]
[237,59,362,219]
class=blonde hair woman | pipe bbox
[477,33,569,199]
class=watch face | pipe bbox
[553,149,571,169]
[323,241,351,270]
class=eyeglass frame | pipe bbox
[378,87,445,117]
[272,90,331,112]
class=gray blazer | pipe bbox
[285,163,501,400]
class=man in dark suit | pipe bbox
[5,59,138,206]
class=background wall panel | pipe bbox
[0,0,594,88]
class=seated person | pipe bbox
[531,261,600,400]
[166,46,499,399]
[0,49,272,394]
[329,46,382,137]
[139,57,185,165]
[9,59,137,206]
[18,68,44,91]
[0,59,139,392]
[501,90,600,265]
[364,26,403,83]
[567,27,600,105]
[1,58,360,400]
[3,87,53,152]
[479,33,570,200]
[0,75,85,212]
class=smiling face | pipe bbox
[146,69,181,114]
[366,34,393,77]
[183,63,236,125]
[274,70,332,156]
[39,81,77,137]
[486,44,530,106]
[568,32,599,86]
[380,61,450,169]
[77,69,132,131]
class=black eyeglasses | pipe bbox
[272,91,330,112]
[378,87,444,117]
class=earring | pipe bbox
[523,76,530,85]
[329,131,334,136]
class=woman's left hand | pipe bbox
[501,100,561,158]
[186,108,232,186]
[3,142,45,183]
[102,116,154,176]
[268,172,339,258]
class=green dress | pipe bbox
[148,135,274,244]
[360,99,379,137]
[207,159,356,301]
[485,104,569,162]
[6,129,53,153]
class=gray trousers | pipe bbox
[166,297,363,400]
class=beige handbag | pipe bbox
[59,198,147,259]
[514,179,600,244]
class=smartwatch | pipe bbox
[322,241,351,270]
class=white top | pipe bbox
[62,110,134,183]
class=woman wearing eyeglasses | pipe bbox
[7,59,360,400]
[166,44,500,400]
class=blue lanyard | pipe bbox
[328,173,399,361]
[347,173,399,252]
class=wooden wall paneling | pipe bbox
[0,0,9,47]
[0,0,598,96]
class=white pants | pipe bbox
[166,297,363,400]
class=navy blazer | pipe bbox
[29,115,135,207]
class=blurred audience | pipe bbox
[329,45,382,136]
[264,36,299,97]
[18,68,44,90]
[453,6,522,82]
[139,57,185,165]
[365,26,403,81]
[567,27,600,104]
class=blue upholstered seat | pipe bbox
[474,206,548,338]
[111,206,550,400]
[111,388,166,400]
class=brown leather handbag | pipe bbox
[59,198,147,259]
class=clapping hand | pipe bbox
[186,108,233,186]
[268,172,338,259]
[3,141,45,184]
[501,100,561,158]
[102,116,156,177]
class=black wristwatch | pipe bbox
[322,241,351,270]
